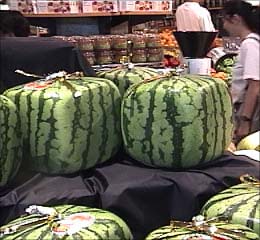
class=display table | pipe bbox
[0,37,96,93]
[0,151,259,239]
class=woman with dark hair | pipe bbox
[222,0,260,144]
[0,10,30,37]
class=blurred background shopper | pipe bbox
[222,0,260,144]
[176,0,215,31]
[0,10,30,37]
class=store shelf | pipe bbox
[120,11,172,16]
[24,11,172,18]
[24,12,121,17]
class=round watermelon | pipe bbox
[121,74,233,168]
[3,77,122,174]
[145,220,259,239]
[0,95,22,187]
[97,66,160,96]
[0,205,133,239]
[201,181,260,234]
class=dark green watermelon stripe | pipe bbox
[211,77,232,151]
[142,79,163,165]
[246,196,260,230]
[189,76,210,164]
[8,221,47,240]
[81,84,94,168]
[164,77,185,167]
[34,90,46,157]
[96,83,109,164]
[214,78,231,151]
[94,218,126,239]
[181,76,210,165]
[0,99,10,169]
[199,77,225,162]
[108,82,121,157]
[196,77,220,162]
[69,86,83,158]
[221,194,257,220]
[202,191,258,212]
[43,90,59,172]
[80,227,104,239]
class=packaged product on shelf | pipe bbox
[73,36,94,51]
[113,49,128,63]
[111,35,128,50]
[147,48,163,62]
[36,0,82,14]
[94,35,111,50]
[82,51,96,65]
[7,0,37,13]
[131,49,147,63]
[128,34,146,49]
[82,0,118,13]
[95,50,113,65]
[145,34,162,48]
[119,0,172,12]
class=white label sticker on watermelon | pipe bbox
[51,213,95,237]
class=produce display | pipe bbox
[201,175,260,234]
[3,75,121,174]
[121,74,233,169]
[215,54,236,86]
[0,205,133,239]
[237,131,260,151]
[0,95,22,187]
[145,217,259,240]
[97,66,160,96]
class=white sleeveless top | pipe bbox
[231,33,260,104]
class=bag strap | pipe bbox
[245,36,260,43]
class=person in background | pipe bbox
[175,0,215,31]
[0,10,30,37]
[222,0,259,145]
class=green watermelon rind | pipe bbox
[121,75,233,169]
[145,222,259,240]
[0,95,22,187]
[1,205,133,240]
[97,67,160,96]
[201,183,260,235]
[3,77,122,174]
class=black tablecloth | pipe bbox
[0,37,96,93]
[0,152,259,240]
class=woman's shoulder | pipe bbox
[243,33,260,44]
[240,33,260,50]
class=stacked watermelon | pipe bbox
[201,181,260,234]
[145,221,259,239]
[121,74,233,168]
[3,77,121,174]
[97,66,160,96]
[0,205,133,239]
[0,95,22,187]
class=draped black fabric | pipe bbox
[0,171,99,226]
[0,152,259,240]
[0,37,96,93]
[92,152,260,239]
